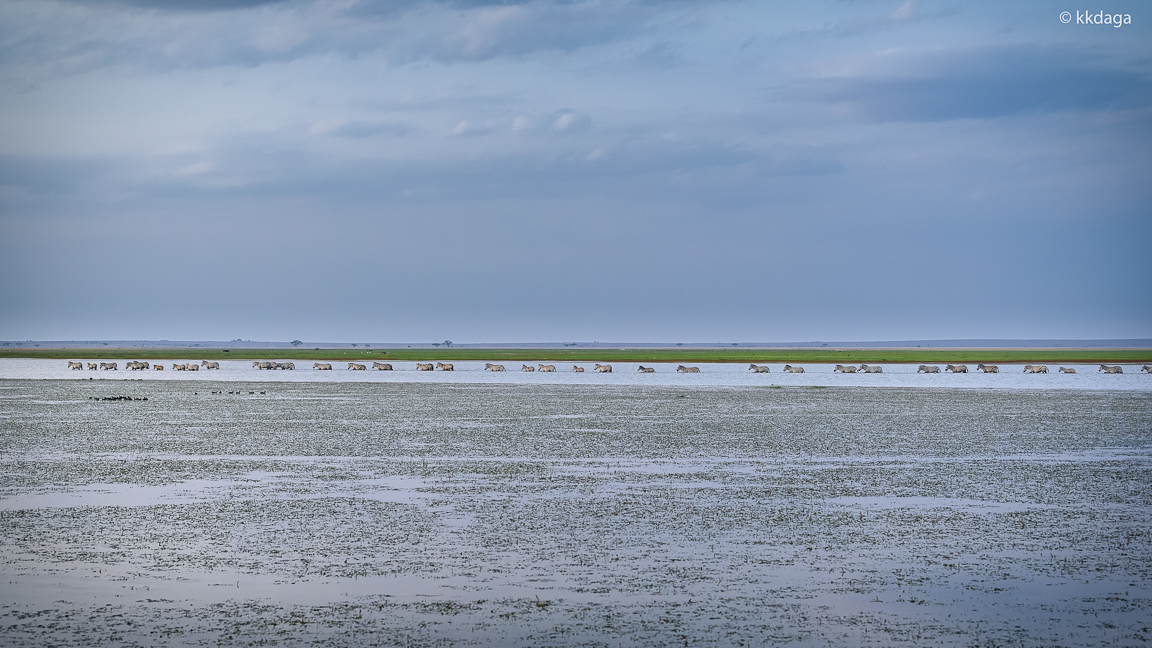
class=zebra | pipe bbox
[126,361,147,370]
[436,362,454,371]
[484,363,505,372]
[201,361,220,370]
[348,363,367,370]
[372,362,393,371]
[522,365,535,372]
[677,365,700,373]
[172,364,186,371]
[87,363,98,370]
[275,362,295,370]
[538,364,556,372]
[153,364,164,371]
[313,363,332,370]
[977,364,999,373]
[594,364,612,373]
[186,363,199,371]
[637,365,655,373]
[833,364,857,373]
[1059,367,1076,373]
[782,365,804,373]
[68,361,83,370]
[748,364,770,373]
[917,365,940,373]
[1098,364,1123,374]
[1023,365,1049,374]
[572,366,584,372]
[1142,365,1151,373]
[946,364,968,373]
[416,363,434,371]
[100,362,118,370]
[252,361,275,370]
[859,364,882,373]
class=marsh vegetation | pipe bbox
[0,380,1149,646]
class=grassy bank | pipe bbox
[2,347,1149,364]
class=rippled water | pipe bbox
[0,379,1149,646]
[3,358,1149,390]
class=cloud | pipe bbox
[0,120,842,214]
[888,0,918,22]
[177,160,214,175]
[346,0,532,19]
[634,41,680,68]
[422,2,644,61]
[309,120,414,138]
[506,110,590,135]
[0,1,326,84]
[0,0,683,84]
[451,120,490,137]
[56,0,292,11]
[800,46,1152,121]
[551,110,590,133]
[0,154,110,198]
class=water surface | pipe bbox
[0,380,1149,646]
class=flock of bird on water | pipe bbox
[66,360,1147,374]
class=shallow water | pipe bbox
[0,380,1149,646]
[3,358,1150,391]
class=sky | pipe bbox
[0,0,1149,343]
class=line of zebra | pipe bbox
[917,364,1136,374]
[66,360,221,371]
[66,361,1150,374]
[313,362,1145,374]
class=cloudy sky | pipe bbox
[1,0,1148,343]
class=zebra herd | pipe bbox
[253,361,294,370]
[66,361,1150,374]
[66,360,221,371]
[914,363,1136,374]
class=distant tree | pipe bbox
[291,340,302,347]
[677,343,683,347]
[351,344,357,347]
[433,343,441,347]
[443,340,453,347]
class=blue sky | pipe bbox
[1,0,1148,343]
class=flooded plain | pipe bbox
[0,379,1149,646]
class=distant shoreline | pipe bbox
[3,347,1149,364]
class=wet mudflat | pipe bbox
[0,379,1149,647]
